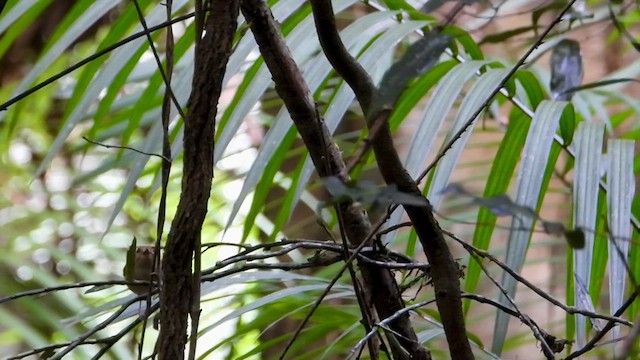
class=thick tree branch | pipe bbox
[240,1,428,359]
[309,0,473,359]
[158,2,239,359]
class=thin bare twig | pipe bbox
[206,239,428,273]
[335,205,381,360]
[619,310,640,358]
[565,289,638,359]
[129,0,178,356]
[0,14,194,112]
[50,297,144,359]
[82,137,170,162]
[444,229,632,327]
[467,245,555,358]
[7,307,151,360]
[347,299,437,360]
[275,213,396,359]
[131,0,186,122]
[91,302,161,360]
[0,280,149,305]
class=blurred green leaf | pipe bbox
[376,31,452,109]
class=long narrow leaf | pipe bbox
[606,139,635,343]
[387,60,489,245]
[427,68,510,208]
[571,121,605,348]
[492,100,569,354]
[464,108,531,312]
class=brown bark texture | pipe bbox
[240,1,430,359]
[157,1,239,359]
[309,0,474,358]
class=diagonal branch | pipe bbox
[240,1,428,359]
[309,0,473,358]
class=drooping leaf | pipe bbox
[571,121,605,348]
[377,184,431,207]
[41,348,56,359]
[492,101,567,354]
[375,31,452,109]
[606,139,635,341]
[442,182,583,249]
[321,176,429,210]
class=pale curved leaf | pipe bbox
[492,100,569,354]
[571,121,605,348]
[223,6,391,232]
[606,139,634,341]
[427,68,510,209]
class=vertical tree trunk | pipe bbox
[158,2,239,358]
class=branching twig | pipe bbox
[273,215,396,359]
[619,309,640,359]
[50,297,144,359]
[205,239,430,273]
[444,229,632,327]
[335,206,381,360]
[0,280,148,305]
[347,299,437,360]
[6,305,153,360]
[466,245,555,358]
[565,289,638,359]
[131,0,186,122]
[6,240,430,359]
[91,302,160,360]
[82,137,170,162]
[153,0,175,356]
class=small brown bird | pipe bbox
[126,245,159,295]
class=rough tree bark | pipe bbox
[240,1,429,359]
[309,1,474,359]
[158,1,239,358]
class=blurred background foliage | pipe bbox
[1,0,639,358]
